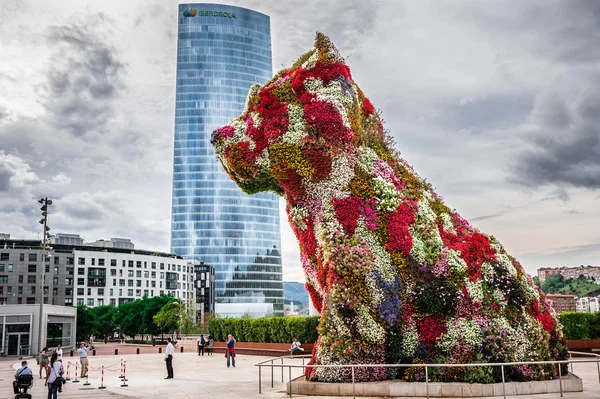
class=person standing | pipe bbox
[39,347,50,379]
[225,334,236,368]
[207,335,213,356]
[89,334,94,349]
[164,337,174,379]
[45,352,62,399]
[77,342,90,378]
[198,334,205,356]
[55,344,63,363]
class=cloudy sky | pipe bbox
[1,0,599,282]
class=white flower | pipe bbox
[373,177,401,212]
[409,199,444,265]
[358,146,379,172]
[282,104,307,144]
[255,149,271,171]
[438,318,482,351]
[355,225,396,282]
[466,280,484,302]
[302,49,319,69]
[447,249,468,273]
[440,213,455,233]
[306,155,353,203]
[356,305,386,343]
[289,206,309,231]
[225,119,255,150]
[401,322,419,358]
[481,261,495,281]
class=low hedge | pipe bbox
[208,316,319,343]
[560,312,600,340]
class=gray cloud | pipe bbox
[43,16,126,137]
[0,105,9,121]
[0,167,12,192]
[512,72,600,188]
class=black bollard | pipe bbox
[70,350,74,357]
[136,348,140,355]
[180,346,184,353]
[115,349,118,356]
[93,349,96,356]
[159,347,162,354]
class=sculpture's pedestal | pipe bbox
[287,373,583,397]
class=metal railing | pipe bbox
[256,351,600,399]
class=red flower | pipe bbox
[304,101,353,145]
[362,97,375,116]
[439,228,497,281]
[332,196,363,236]
[417,316,447,349]
[386,200,416,254]
[291,61,353,104]
[257,89,289,143]
[306,283,323,314]
[536,311,554,334]
[293,216,317,259]
[302,141,333,182]
[244,116,268,154]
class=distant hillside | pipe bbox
[284,281,309,305]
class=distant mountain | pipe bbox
[284,281,309,305]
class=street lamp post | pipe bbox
[38,198,52,355]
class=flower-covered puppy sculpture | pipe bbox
[211,33,566,383]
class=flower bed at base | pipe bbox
[210,32,568,383]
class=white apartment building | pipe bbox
[1,235,195,308]
[73,248,196,307]
[575,296,600,313]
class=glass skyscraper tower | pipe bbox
[171,4,283,317]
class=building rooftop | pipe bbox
[0,238,182,259]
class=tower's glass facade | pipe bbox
[171,4,283,317]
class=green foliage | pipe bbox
[541,274,565,294]
[559,312,600,340]
[532,276,540,288]
[141,296,173,336]
[153,300,183,334]
[76,305,96,342]
[208,316,319,343]
[91,305,116,339]
[541,274,600,296]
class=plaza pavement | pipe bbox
[2,349,600,398]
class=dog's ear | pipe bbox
[243,83,261,114]
[314,32,345,65]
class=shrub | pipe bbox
[208,316,319,343]
[559,312,600,340]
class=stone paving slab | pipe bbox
[2,352,600,398]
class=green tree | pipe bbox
[532,276,541,288]
[112,300,145,338]
[541,274,566,294]
[91,305,116,341]
[141,295,173,337]
[76,305,96,342]
[153,300,182,336]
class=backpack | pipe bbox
[200,337,205,345]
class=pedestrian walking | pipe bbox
[207,335,213,355]
[198,334,205,356]
[225,334,236,368]
[39,347,50,379]
[45,352,63,399]
[77,342,90,378]
[164,337,174,379]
